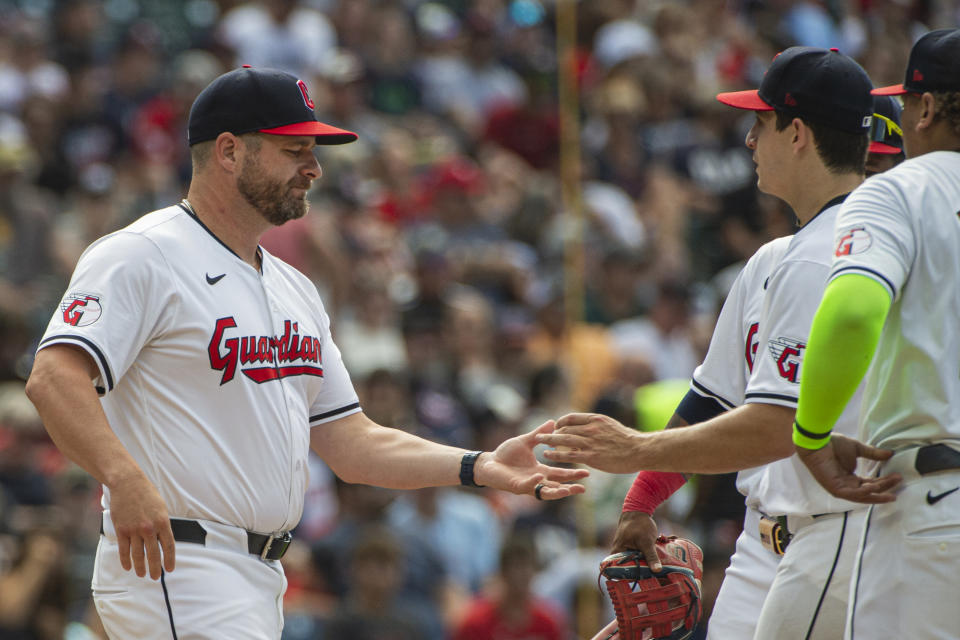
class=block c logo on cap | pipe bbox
[297,80,315,110]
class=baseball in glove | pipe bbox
[593,536,703,640]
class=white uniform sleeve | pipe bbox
[308,305,361,426]
[829,177,914,300]
[690,266,751,411]
[745,258,829,408]
[38,232,177,394]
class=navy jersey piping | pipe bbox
[39,334,114,391]
[310,402,361,423]
[160,569,178,639]
[744,391,798,403]
[690,379,736,410]
[804,511,849,640]
[830,265,896,299]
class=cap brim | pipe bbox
[868,141,903,155]
[259,121,358,145]
[871,84,908,96]
[716,90,774,110]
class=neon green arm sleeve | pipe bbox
[793,274,892,449]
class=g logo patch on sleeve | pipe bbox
[60,292,102,327]
[835,226,872,257]
[768,337,805,383]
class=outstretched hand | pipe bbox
[535,413,645,474]
[796,434,901,504]
[475,420,589,500]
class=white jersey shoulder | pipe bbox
[39,204,360,533]
[692,235,792,409]
[831,151,960,447]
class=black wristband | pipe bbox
[459,451,484,487]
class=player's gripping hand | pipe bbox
[475,420,590,500]
[796,433,901,504]
[536,413,646,474]
[610,511,665,572]
[107,471,176,580]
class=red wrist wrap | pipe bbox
[622,471,687,514]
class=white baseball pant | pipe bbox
[93,511,287,640]
[845,445,960,640]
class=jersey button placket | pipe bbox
[261,282,301,532]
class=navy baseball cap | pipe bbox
[187,66,357,146]
[717,47,874,134]
[869,95,904,155]
[873,29,960,96]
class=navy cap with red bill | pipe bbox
[873,29,960,96]
[716,46,874,134]
[187,66,357,146]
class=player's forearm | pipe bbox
[639,403,796,474]
[622,412,690,513]
[310,411,466,488]
[26,346,148,490]
[794,275,890,449]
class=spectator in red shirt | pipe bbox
[453,534,566,640]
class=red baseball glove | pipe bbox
[596,536,703,640]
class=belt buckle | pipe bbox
[758,516,790,556]
[260,531,292,561]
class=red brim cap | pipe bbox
[869,141,903,155]
[871,84,907,96]
[259,121,358,145]
[716,89,775,110]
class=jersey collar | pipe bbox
[796,192,850,232]
[178,200,265,272]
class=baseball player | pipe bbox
[792,29,960,638]
[866,95,905,176]
[23,67,588,640]
[540,48,898,639]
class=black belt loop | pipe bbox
[170,519,207,545]
[247,531,293,561]
[99,514,291,560]
[915,444,960,475]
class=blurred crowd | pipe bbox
[0,0,956,638]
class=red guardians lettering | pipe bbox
[208,318,323,385]
[745,322,760,372]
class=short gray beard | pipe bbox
[236,155,310,226]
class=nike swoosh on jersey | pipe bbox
[926,487,959,506]
[206,273,226,285]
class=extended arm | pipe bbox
[792,274,901,501]
[793,274,890,447]
[310,411,588,499]
[25,345,175,579]
[539,401,796,474]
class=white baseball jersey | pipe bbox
[39,202,361,534]
[687,236,790,500]
[830,151,960,448]
[744,198,863,518]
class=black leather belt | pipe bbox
[915,444,960,475]
[100,515,292,561]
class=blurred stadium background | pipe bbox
[0,1,956,638]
